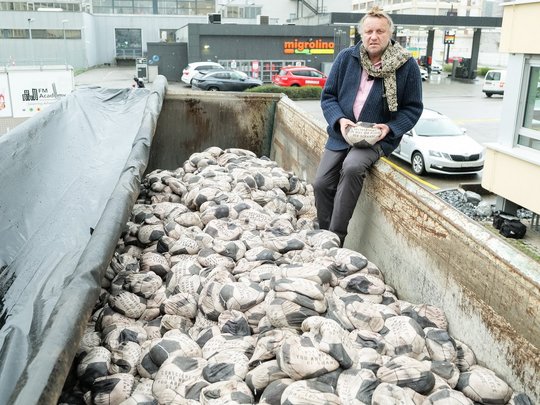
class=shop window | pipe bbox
[517,64,540,152]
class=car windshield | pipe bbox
[415,116,463,137]
[486,71,501,81]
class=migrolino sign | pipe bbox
[283,39,334,55]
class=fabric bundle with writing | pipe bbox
[343,122,382,148]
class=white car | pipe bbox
[482,70,506,98]
[181,62,224,86]
[392,109,485,175]
[430,62,443,74]
[419,66,428,81]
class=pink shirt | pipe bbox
[353,61,382,121]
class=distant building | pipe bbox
[352,0,482,16]
[0,0,355,70]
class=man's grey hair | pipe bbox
[358,6,395,34]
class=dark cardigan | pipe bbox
[321,42,423,156]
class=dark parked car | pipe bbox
[191,69,263,91]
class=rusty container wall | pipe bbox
[147,90,280,172]
[270,96,540,402]
[270,96,326,181]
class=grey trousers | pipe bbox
[313,145,383,245]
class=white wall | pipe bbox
[0,11,86,67]
[91,15,206,66]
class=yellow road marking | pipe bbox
[382,157,441,191]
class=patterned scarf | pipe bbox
[360,41,411,112]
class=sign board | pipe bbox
[444,31,456,45]
[9,68,74,118]
[251,60,260,78]
[0,73,13,118]
[283,39,335,55]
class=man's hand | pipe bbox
[339,118,356,136]
[373,123,390,141]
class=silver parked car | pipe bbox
[392,109,485,175]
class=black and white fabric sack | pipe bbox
[492,212,526,239]
[499,219,526,239]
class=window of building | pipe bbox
[0,1,81,10]
[177,0,213,15]
[244,6,262,19]
[114,0,134,13]
[517,63,540,151]
[158,0,177,13]
[221,4,261,18]
[224,5,239,18]
[133,0,152,13]
[0,29,28,38]
[91,0,213,14]
[92,0,112,13]
[115,28,142,59]
[159,29,176,42]
[30,29,81,39]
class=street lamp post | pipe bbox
[28,18,35,66]
[62,19,69,69]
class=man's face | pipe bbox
[361,16,392,59]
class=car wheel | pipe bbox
[411,152,426,175]
[208,87,219,91]
[485,92,493,98]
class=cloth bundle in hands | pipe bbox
[343,122,381,148]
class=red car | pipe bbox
[272,66,327,87]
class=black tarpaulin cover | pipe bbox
[0,76,166,405]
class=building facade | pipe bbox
[0,0,506,71]
[0,0,353,68]
[481,0,540,216]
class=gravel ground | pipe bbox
[436,189,533,222]
[437,188,540,261]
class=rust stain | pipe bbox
[373,179,448,240]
